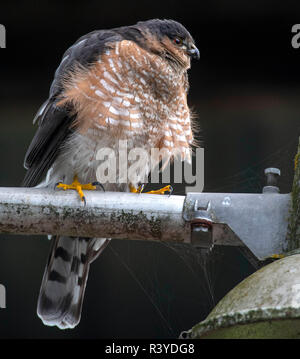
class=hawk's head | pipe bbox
[135,19,200,70]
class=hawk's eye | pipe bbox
[174,37,182,45]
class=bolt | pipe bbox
[265,168,281,186]
[191,222,211,233]
[263,168,281,194]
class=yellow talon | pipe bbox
[145,185,172,195]
[56,175,98,203]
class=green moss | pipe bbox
[200,318,300,339]
[191,307,300,339]
[286,137,300,251]
[110,210,163,239]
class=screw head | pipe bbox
[264,168,281,176]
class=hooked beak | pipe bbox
[187,44,200,60]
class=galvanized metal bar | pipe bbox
[0,187,189,242]
[0,186,291,260]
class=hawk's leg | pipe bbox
[129,183,173,195]
[56,175,104,205]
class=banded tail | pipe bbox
[37,236,110,329]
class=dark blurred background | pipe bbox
[0,0,299,338]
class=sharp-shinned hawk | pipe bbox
[23,19,199,329]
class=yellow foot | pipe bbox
[129,183,172,195]
[129,183,144,193]
[145,185,173,195]
[56,175,104,205]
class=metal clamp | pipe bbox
[191,200,213,248]
[183,194,216,249]
[182,193,265,268]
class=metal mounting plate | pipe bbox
[183,192,290,260]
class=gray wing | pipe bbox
[23,30,123,187]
